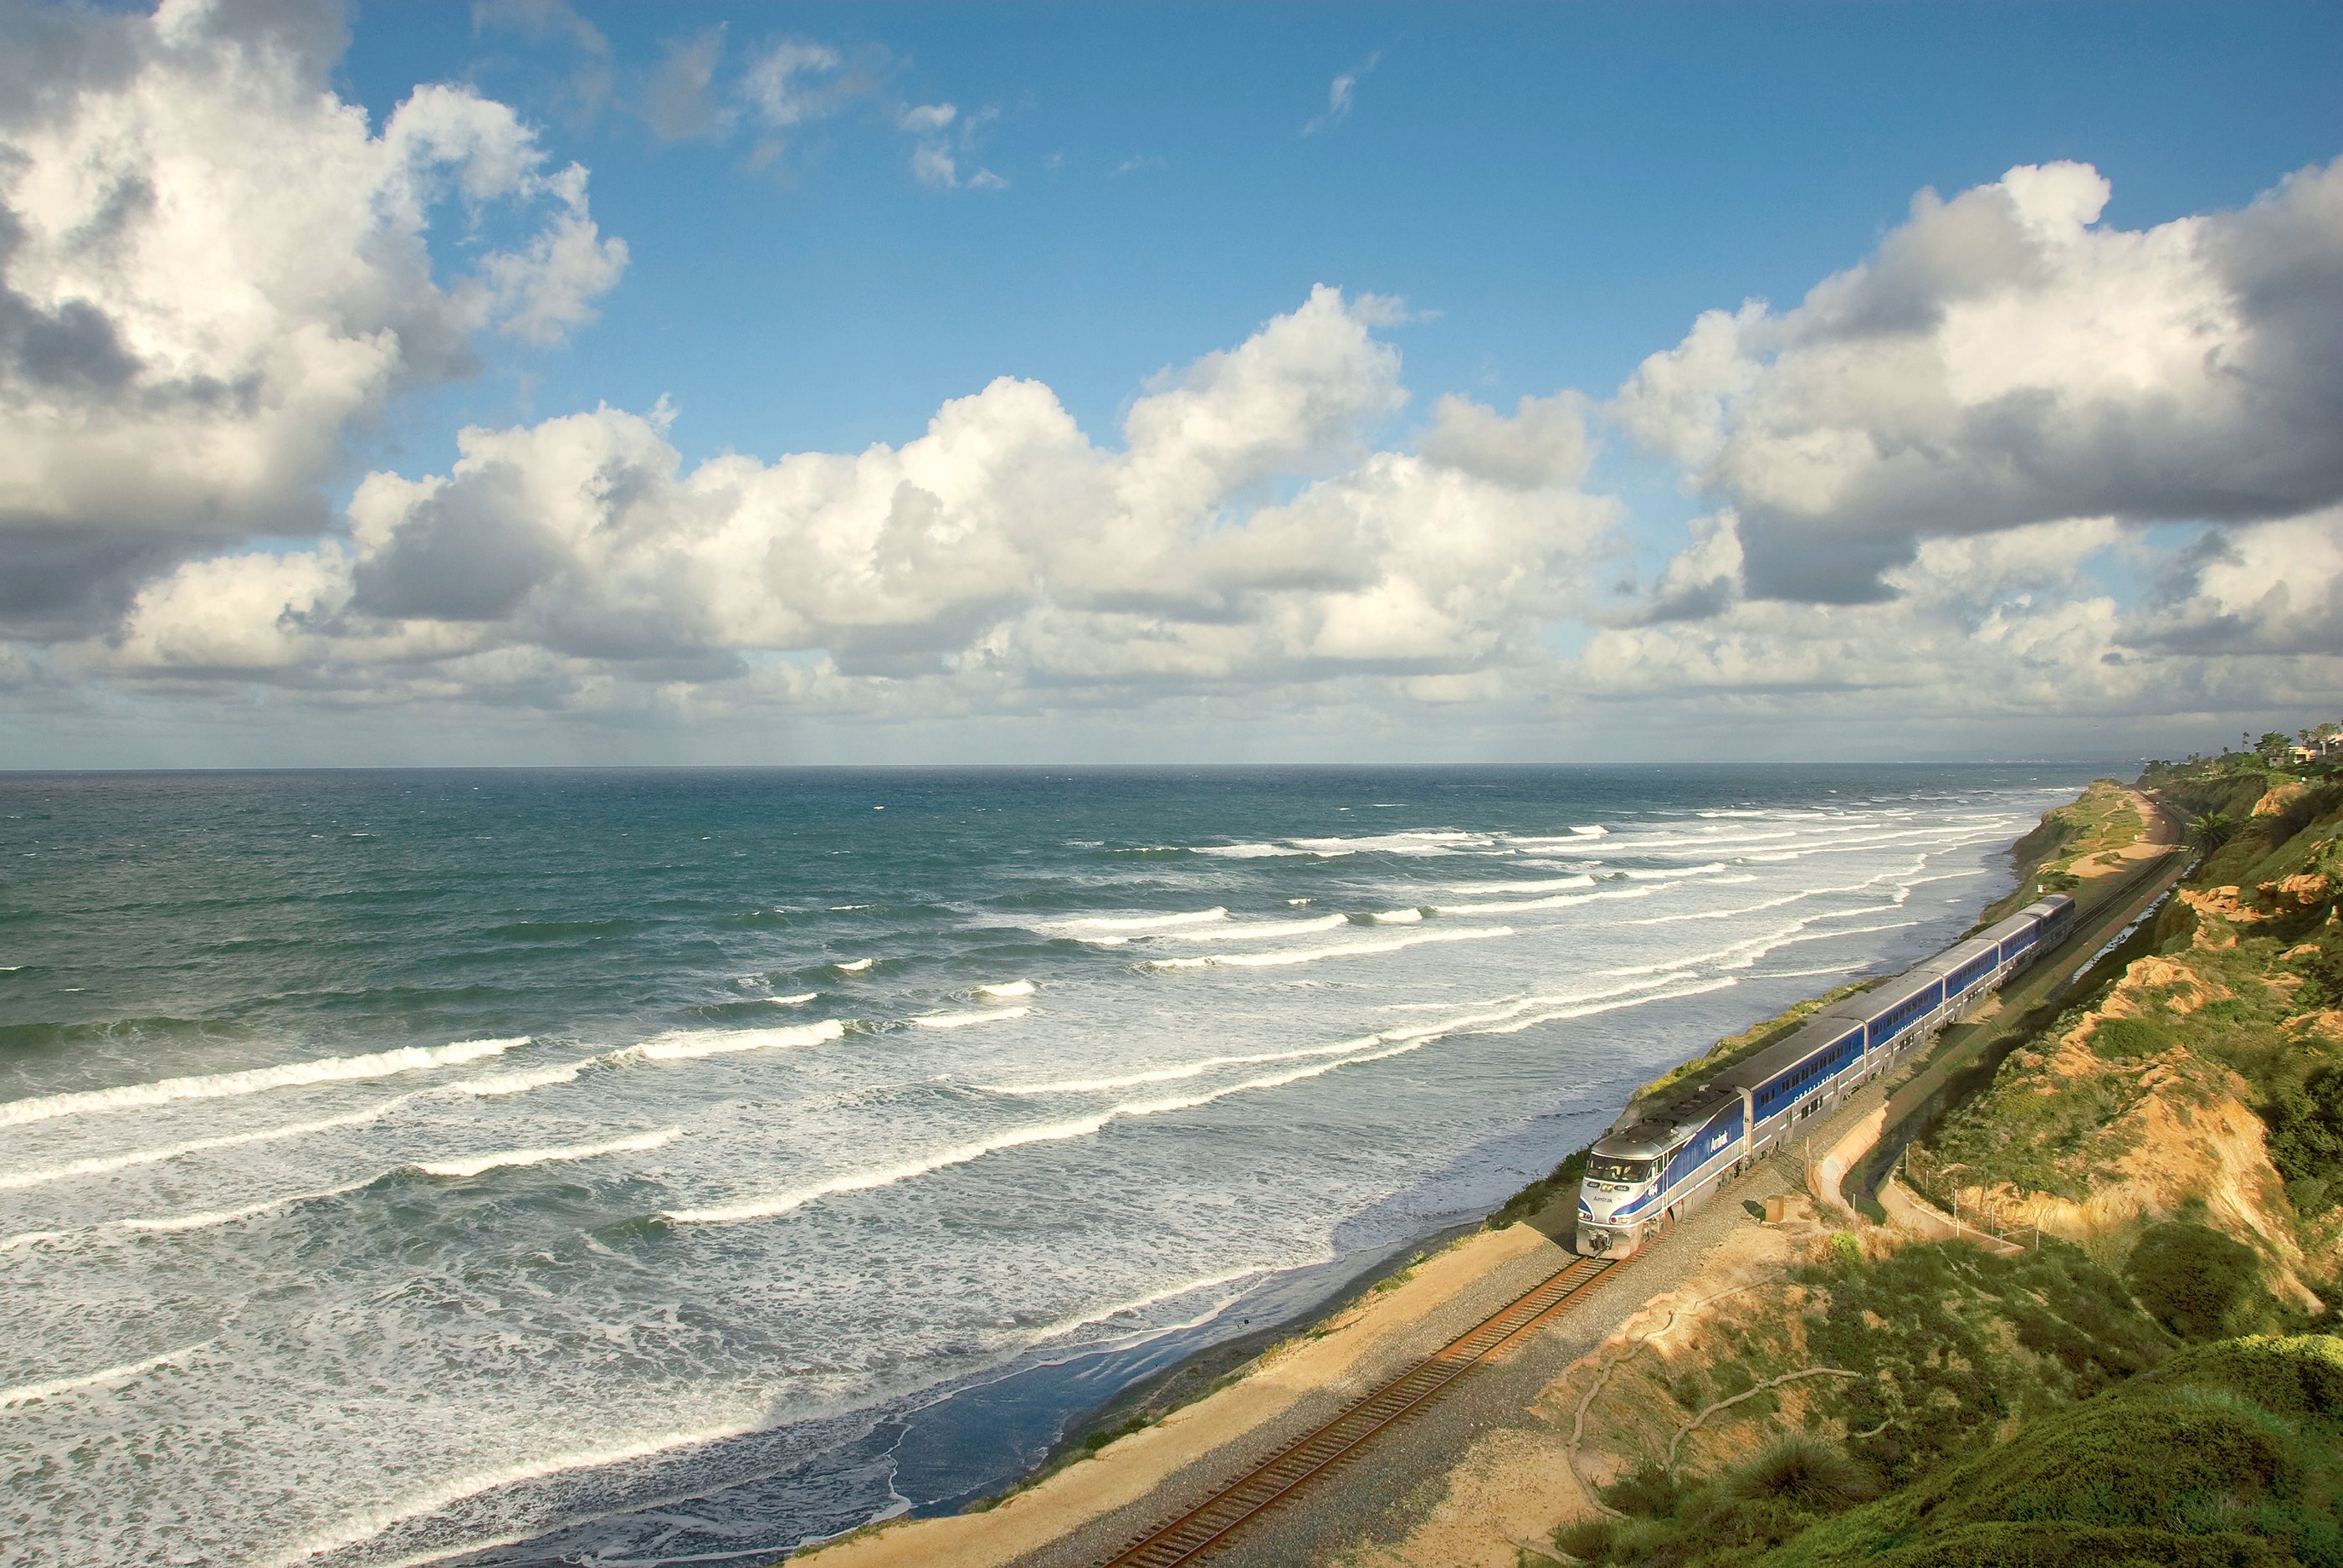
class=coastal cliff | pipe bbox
[1508,756,2343,1568]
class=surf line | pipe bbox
[660,976,1729,1230]
[0,1341,212,1411]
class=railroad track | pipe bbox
[1096,1253,1619,1568]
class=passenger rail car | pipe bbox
[1574,894,2074,1258]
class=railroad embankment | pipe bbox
[1477,756,2343,1568]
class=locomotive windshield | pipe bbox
[1587,1156,1654,1183]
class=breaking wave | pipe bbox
[0,1038,528,1130]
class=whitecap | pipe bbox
[668,1037,1448,1227]
[977,980,1036,998]
[833,958,874,973]
[1371,908,1424,924]
[111,1179,379,1237]
[1286,831,1484,854]
[414,1128,680,1180]
[0,1095,424,1191]
[1446,874,1594,894]
[0,1342,210,1410]
[1061,907,1228,931]
[0,1036,528,1130]
[768,992,818,1006]
[1189,843,1315,858]
[1146,925,1512,970]
[442,1059,591,1097]
[911,1006,1030,1029]
[258,1419,768,1568]
[1433,886,1659,915]
[623,1019,844,1063]
[1161,913,1346,942]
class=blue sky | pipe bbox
[1,0,2339,765]
[340,3,2342,469]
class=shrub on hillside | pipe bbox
[2089,1016,2171,1060]
[1761,1335,2343,1568]
[2125,1222,2265,1341]
[1725,1438,1879,1510]
[2267,1066,2343,1219]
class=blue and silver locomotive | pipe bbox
[1573,894,2074,1258]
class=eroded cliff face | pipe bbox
[1905,784,2343,1325]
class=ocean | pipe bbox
[0,764,2093,1566]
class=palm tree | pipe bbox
[2190,811,2238,849]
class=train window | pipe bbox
[1587,1156,1654,1183]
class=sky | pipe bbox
[1,0,2339,766]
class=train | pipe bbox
[1572,893,2076,1259]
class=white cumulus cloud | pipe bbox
[1613,157,2343,605]
[0,0,624,633]
[101,288,1618,712]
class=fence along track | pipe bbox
[1097,1253,1618,1568]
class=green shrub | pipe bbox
[1601,1461,1685,1519]
[2090,1016,2171,1060]
[1489,1146,1589,1228]
[1764,1335,2343,1568]
[2125,1223,2265,1341]
[1726,1437,1879,1509]
[2265,1067,2343,1216]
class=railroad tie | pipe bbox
[1096,1255,1616,1567]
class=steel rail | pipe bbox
[1095,1253,1618,1568]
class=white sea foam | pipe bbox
[1062,907,1228,930]
[911,1006,1030,1029]
[674,976,1714,1230]
[1027,1261,1291,1348]
[982,1033,1385,1095]
[1433,886,1660,915]
[0,1342,210,1410]
[1503,828,1607,845]
[414,1128,680,1180]
[769,992,819,1006]
[623,1020,844,1063]
[977,980,1036,998]
[1190,843,1315,858]
[0,1229,69,1252]
[111,1179,380,1237]
[1448,874,1594,894]
[0,1095,423,1191]
[1146,925,1512,970]
[0,1037,528,1129]
[259,1419,768,1568]
[1617,862,1728,879]
[443,1059,591,1097]
[1465,976,1739,1036]
[669,1033,1459,1227]
[1605,829,1805,852]
[1371,908,1424,923]
[833,958,874,972]
[1741,824,2018,863]
[989,976,1694,1099]
[1286,830,1483,853]
[1161,913,1345,942]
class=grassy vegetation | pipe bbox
[1489,1146,1590,1229]
[1552,1304,2341,1568]
[1534,733,2343,1568]
[1546,1237,2172,1567]
[1766,1334,2343,1568]
[1916,772,2343,1226]
[1973,778,2145,924]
